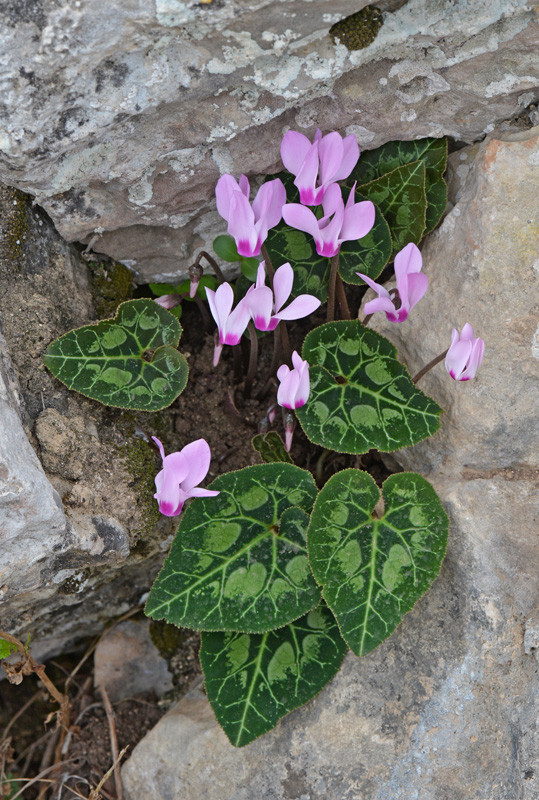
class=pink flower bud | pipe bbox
[357,243,428,323]
[445,323,485,381]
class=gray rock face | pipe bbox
[94,620,173,702]
[0,1,537,281]
[0,184,174,661]
[121,129,538,799]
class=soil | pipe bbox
[0,620,201,800]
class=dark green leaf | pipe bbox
[338,195,392,284]
[200,603,347,746]
[307,470,448,656]
[240,257,260,282]
[357,160,427,253]
[252,432,293,464]
[296,321,442,454]
[348,138,447,233]
[213,234,240,262]
[145,464,320,633]
[44,299,189,410]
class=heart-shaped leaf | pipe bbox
[44,299,189,410]
[307,470,448,656]
[296,321,442,454]
[145,464,320,633]
[356,160,427,253]
[348,138,448,233]
[252,432,293,464]
[338,195,392,285]
[200,603,347,746]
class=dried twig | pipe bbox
[98,687,123,800]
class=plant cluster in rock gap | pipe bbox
[34,129,486,747]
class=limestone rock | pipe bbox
[94,620,173,702]
[368,126,539,478]
[0,184,173,661]
[0,1,537,280]
[120,125,538,800]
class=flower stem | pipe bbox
[279,321,291,365]
[243,322,259,399]
[326,252,340,322]
[412,349,449,384]
[260,243,275,283]
[196,250,227,284]
[336,274,351,320]
[361,313,373,327]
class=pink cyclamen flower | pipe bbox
[245,262,321,332]
[281,128,360,205]
[155,295,180,310]
[152,437,219,517]
[445,323,485,381]
[215,173,286,257]
[357,242,428,323]
[277,351,310,410]
[205,283,251,365]
[283,183,375,258]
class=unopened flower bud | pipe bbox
[189,262,204,298]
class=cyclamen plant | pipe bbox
[42,129,485,748]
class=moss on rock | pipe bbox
[330,6,383,51]
[89,260,133,318]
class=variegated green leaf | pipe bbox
[307,470,448,656]
[348,138,447,233]
[356,160,427,253]
[145,464,320,633]
[44,299,188,410]
[296,321,442,454]
[200,603,347,746]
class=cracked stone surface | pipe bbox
[0,0,537,281]
[120,127,538,800]
[0,184,174,661]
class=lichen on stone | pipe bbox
[330,6,383,51]
[89,259,133,318]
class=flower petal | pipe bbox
[356,272,391,299]
[321,182,343,218]
[215,174,240,220]
[273,262,294,313]
[179,439,212,493]
[277,369,300,409]
[238,174,250,198]
[394,242,423,280]
[340,200,375,241]
[245,285,274,331]
[294,142,320,205]
[212,283,234,329]
[228,192,257,257]
[295,361,310,407]
[281,130,312,175]
[318,131,344,186]
[223,297,251,344]
[460,322,475,341]
[445,338,473,380]
[363,296,398,317]
[403,272,428,312]
[187,487,220,499]
[463,337,485,379]
[151,436,166,463]
[275,294,321,321]
[252,179,286,231]
[277,363,291,382]
[282,203,321,242]
[331,135,360,182]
